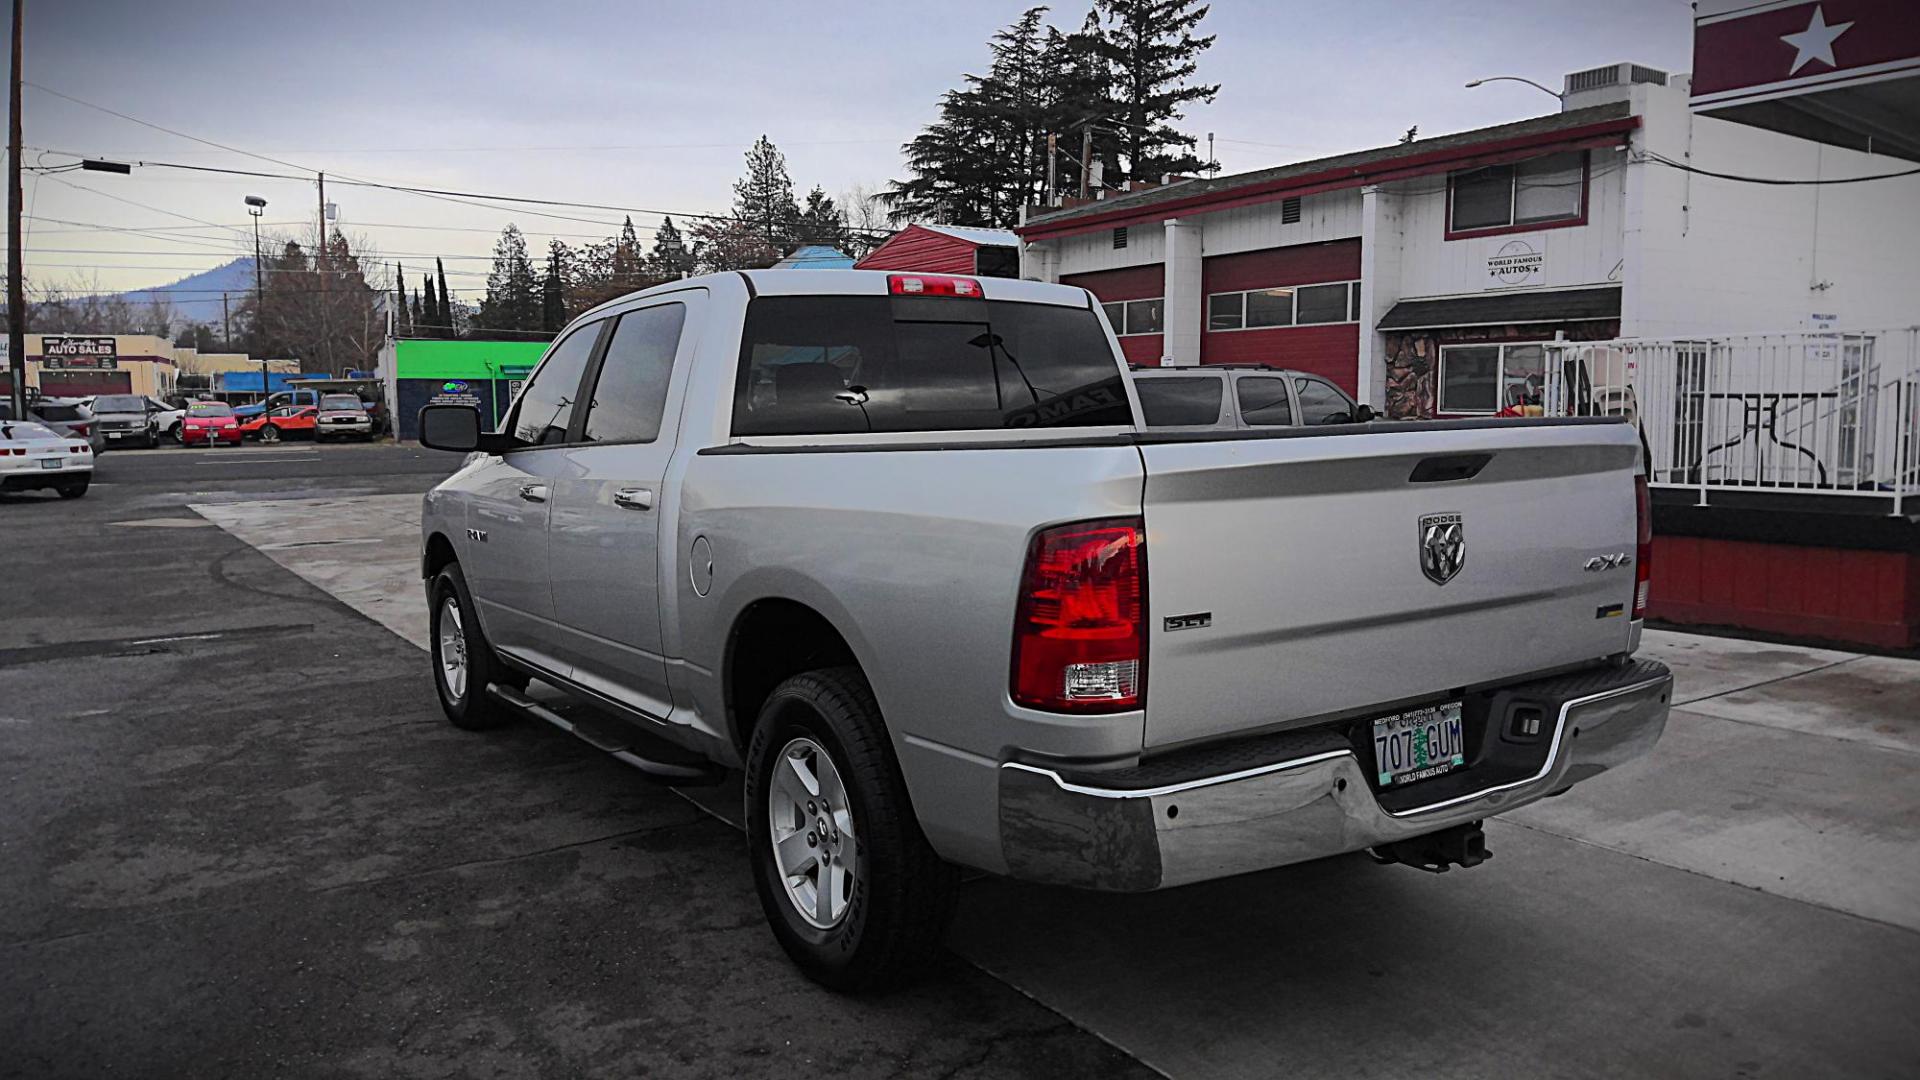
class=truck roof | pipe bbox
[574,268,1091,322]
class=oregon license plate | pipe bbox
[40,457,62,469]
[1372,702,1465,787]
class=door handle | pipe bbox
[613,487,654,511]
[518,483,548,503]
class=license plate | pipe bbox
[1372,702,1465,787]
[40,457,62,469]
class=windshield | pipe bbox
[189,402,235,417]
[92,395,146,414]
[321,394,364,411]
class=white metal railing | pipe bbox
[1544,328,1919,514]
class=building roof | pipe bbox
[1377,286,1623,331]
[1020,101,1635,238]
[772,245,856,270]
[915,223,1021,248]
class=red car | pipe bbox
[180,401,245,446]
[239,405,318,443]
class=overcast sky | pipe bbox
[13,0,1693,299]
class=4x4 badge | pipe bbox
[1418,512,1465,585]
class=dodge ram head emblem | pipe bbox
[1418,512,1465,585]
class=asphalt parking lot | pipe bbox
[3,443,1917,1079]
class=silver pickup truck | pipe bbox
[417,269,1671,991]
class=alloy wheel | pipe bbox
[768,736,858,929]
[437,596,468,700]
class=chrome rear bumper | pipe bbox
[998,660,1672,891]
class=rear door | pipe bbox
[459,319,608,672]
[1139,421,1642,749]
[545,294,701,719]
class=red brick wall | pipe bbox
[1650,535,1920,649]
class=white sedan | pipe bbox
[0,418,94,499]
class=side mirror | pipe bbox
[419,404,510,454]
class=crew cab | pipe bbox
[417,269,1671,991]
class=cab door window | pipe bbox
[510,321,605,445]
[581,303,687,444]
[1235,376,1295,426]
[1294,376,1355,425]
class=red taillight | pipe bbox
[72,444,89,454]
[4,447,21,455]
[1010,517,1146,713]
[1632,475,1652,619]
[889,273,981,298]
[70,424,89,436]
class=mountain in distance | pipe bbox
[118,258,258,328]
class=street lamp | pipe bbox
[1464,75,1564,102]
[246,195,268,411]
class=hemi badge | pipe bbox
[1164,612,1212,632]
[1596,603,1625,619]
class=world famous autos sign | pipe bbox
[40,336,119,370]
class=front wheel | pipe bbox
[428,563,514,730]
[168,423,184,446]
[745,667,959,993]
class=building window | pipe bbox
[1447,151,1587,236]
[1103,297,1164,336]
[1438,342,1548,413]
[1203,281,1360,332]
[1113,226,1129,249]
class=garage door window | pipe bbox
[1103,298,1165,336]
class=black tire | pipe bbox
[55,478,89,499]
[745,667,959,993]
[168,423,184,446]
[428,563,515,730]
[259,424,282,444]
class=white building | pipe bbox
[1017,62,1920,420]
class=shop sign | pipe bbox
[1486,240,1544,287]
[41,335,119,369]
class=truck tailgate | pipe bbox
[1139,420,1641,750]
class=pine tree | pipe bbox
[540,240,572,333]
[479,225,541,331]
[1096,0,1218,182]
[393,262,408,336]
[436,259,455,338]
[422,273,440,336]
[410,288,422,333]
[796,187,848,250]
[648,216,692,279]
[733,136,802,253]
[610,216,646,295]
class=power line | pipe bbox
[1645,152,1920,185]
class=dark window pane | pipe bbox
[1127,298,1164,334]
[1136,376,1224,426]
[512,321,602,444]
[1294,376,1354,425]
[584,303,686,443]
[1440,346,1500,412]
[1450,164,1514,231]
[1208,293,1244,331]
[1295,283,1349,324]
[1245,288,1293,328]
[731,296,1130,435]
[1236,375,1295,426]
[1514,152,1584,223]
[1501,343,1547,409]
[1350,285,1363,322]
[35,403,84,421]
[1102,302,1127,334]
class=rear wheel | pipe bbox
[428,563,515,730]
[259,424,282,444]
[745,667,959,992]
[55,478,89,499]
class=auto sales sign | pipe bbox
[41,336,119,370]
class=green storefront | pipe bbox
[386,339,550,440]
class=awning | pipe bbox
[1378,286,1621,332]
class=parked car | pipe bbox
[0,418,93,498]
[86,393,171,449]
[239,405,318,443]
[416,269,1670,992]
[314,393,374,441]
[147,397,188,443]
[0,397,103,454]
[234,388,319,421]
[1129,364,1376,429]
[180,400,244,447]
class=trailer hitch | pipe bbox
[1368,821,1491,873]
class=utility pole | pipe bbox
[1079,127,1092,200]
[221,292,231,349]
[1046,132,1058,207]
[317,171,333,376]
[247,195,267,408]
[7,0,26,421]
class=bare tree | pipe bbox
[839,184,892,257]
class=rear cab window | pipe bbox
[730,295,1132,436]
[1134,375,1226,427]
